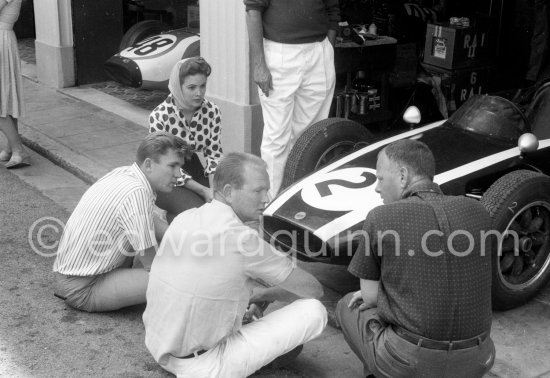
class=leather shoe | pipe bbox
[0,150,11,161]
[5,155,31,169]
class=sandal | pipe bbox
[5,155,31,169]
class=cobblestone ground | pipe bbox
[91,81,168,112]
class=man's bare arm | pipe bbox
[245,9,273,96]
[251,267,324,303]
[348,279,379,310]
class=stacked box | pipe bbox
[422,63,491,114]
[423,22,490,69]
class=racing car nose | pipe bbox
[104,55,142,88]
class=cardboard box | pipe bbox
[422,63,492,114]
[423,22,490,69]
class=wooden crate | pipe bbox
[423,22,490,70]
[422,63,492,114]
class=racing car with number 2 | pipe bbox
[262,85,550,311]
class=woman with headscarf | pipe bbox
[0,0,30,169]
[149,57,223,221]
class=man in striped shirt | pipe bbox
[53,132,189,312]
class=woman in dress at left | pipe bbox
[0,0,30,169]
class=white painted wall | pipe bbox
[33,0,74,88]
[200,0,263,155]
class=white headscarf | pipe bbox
[168,59,188,110]
[167,57,211,110]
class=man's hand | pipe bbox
[348,290,371,311]
[246,10,272,97]
[327,29,337,47]
[254,62,273,97]
[243,302,267,324]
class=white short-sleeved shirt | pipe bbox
[53,163,157,276]
[143,200,293,366]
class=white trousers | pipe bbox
[164,299,327,378]
[259,38,336,196]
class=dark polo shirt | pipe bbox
[244,0,340,44]
[348,182,493,341]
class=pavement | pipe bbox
[3,50,550,378]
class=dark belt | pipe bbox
[181,349,207,359]
[393,326,488,351]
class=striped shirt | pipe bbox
[53,163,157,276]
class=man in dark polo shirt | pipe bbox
[336,139,496,378]
[244,0,339,197]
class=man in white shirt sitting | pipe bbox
[143,152,327,378]
[53,132,189,312]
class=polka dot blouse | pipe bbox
[149,95,223,184]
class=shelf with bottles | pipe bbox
[330,67,393,129]
[330,96,391,129]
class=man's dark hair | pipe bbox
[213,152,267,191]
[382,139,436,180]
[136,132,191,165]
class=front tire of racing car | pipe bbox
[119,20,170,50]
[281,118,374,189]
[481,170,550,310]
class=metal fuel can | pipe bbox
[344,93,352,118]
[359,94,369,114]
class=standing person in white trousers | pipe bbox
[245,0,340,197]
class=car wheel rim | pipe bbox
[314,141,369,170]
[498,201,550,290]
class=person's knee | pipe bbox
[63,291,96,312]
[295,298,327,328]
[54,275,96,312]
